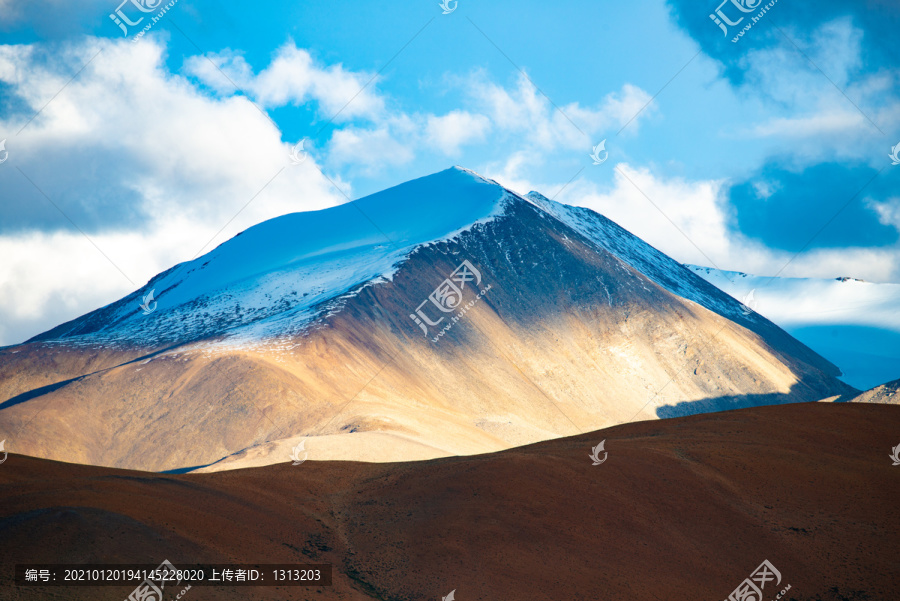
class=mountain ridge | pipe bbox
[26,167,509,347]
[20,166,852,386]
[0,167,856,471]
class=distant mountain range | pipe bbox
[0,167,855,471]
[687,266,900,390]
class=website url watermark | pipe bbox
[109,0,180,42]
[409,259,492,343]
[709,0,780,43]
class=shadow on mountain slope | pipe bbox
[656,381,857,419]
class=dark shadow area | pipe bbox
[160,463,216,475]
[656,381,857,419]
[0,341,192,410]
[0,377,80,411]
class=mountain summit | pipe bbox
[0,167,856,471]
[30,167,508,347]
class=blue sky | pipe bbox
[0,0,898,345]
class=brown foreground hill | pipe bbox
[1,402,898,601]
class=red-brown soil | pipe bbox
[1,402,898,600]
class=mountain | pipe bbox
[850,378,900,404]
[2,403,898,600]
[687,266,900,390]
[0,167,855,472]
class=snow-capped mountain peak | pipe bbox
[31,167,808,357]
[8,167,856,472]
[32,167,510,346]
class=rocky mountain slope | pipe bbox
[850,378,900,404]
[688,265,900,389]
[0,167,856,471]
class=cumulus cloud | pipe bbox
[425,110,491,156]
[0,35,351,345]
[466,73,654,151]
[318,70,656,175]
[182,41,661,178]
[184,43,385,121]
[327,117,418,173]
[868,197,900,231]
[731,18,899,167]
[0,38,348,228]
[0,218,233,346]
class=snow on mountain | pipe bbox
[31,167,509,347]
[31,166,832,373]
[5,166,857,472]
[687,266,900,390]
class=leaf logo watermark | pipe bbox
[0,440,7,465]
[890,143,900,166]
[709,0,761,35]
[0,139,8,164]
[740,288,758,316]
[589,440,608,465]
[290,439,308,466]
[139,289,157,315]
[289,140,308,165]
[890,444,900,466]
[109,0,162,35]
[439,0,457,14]
[589,140,608,165]
[442,590,456,601]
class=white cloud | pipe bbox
[736,18,899,166]
[327,117,418,173]
[571,164,734,269]
[560,83,654,137]
[0,36,350,345]
[467,73,654,152]
[748,112,872,139]
[425,110,491,155]
[0,219,226,346]
[321,71,656,175]
[184,43,385,121]
[867,196,900,231]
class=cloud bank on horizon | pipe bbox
[0,0,898,346]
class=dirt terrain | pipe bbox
[1,402,897,600]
